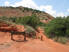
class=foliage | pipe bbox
[9,17,17,22]
[25,25,36,38]
[0,16,11,25]
[44,16,69,44]
[38,22,46,28]
[15,15,40,28]
[25,25,36,33]
[0,15,40,31]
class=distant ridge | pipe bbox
[0,6,54,21]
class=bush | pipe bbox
[54,37,68,44]
[44,16,69,44]
[25,25,36,38]
[15,15,40,29]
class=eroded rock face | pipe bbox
[0,24,26,41]
[35,27,45,41]
[0,31,69,52]
[15,25,25,32]
[0,24,25,32]
[0,24,69,52]
[0,23,45,41]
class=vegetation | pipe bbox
[0,6,69,44]
[0,6,53,20]
[0,15,41,39]
[44,16,69,44]
[24,25,36,38]
[0,14,69,44]
[15,15,40,29]
[0,15,40,27]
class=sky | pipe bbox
[0,0,69,17]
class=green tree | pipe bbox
[65,16,69,37]
[45,17,67,41]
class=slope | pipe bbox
[0,26,69,52]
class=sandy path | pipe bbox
[0,31,69,52]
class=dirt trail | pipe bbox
[0,28,69,52]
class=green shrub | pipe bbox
[15,15,40,29]
[44,16,69,44]
[54,37,68,44]
[25,25,36,38]
[25,25,36,33]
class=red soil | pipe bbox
[0,26,69,52]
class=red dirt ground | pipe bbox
[0,27,69,52]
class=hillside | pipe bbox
[0,7,54,21]
[0,26,69,52]
[0,6,69,52]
